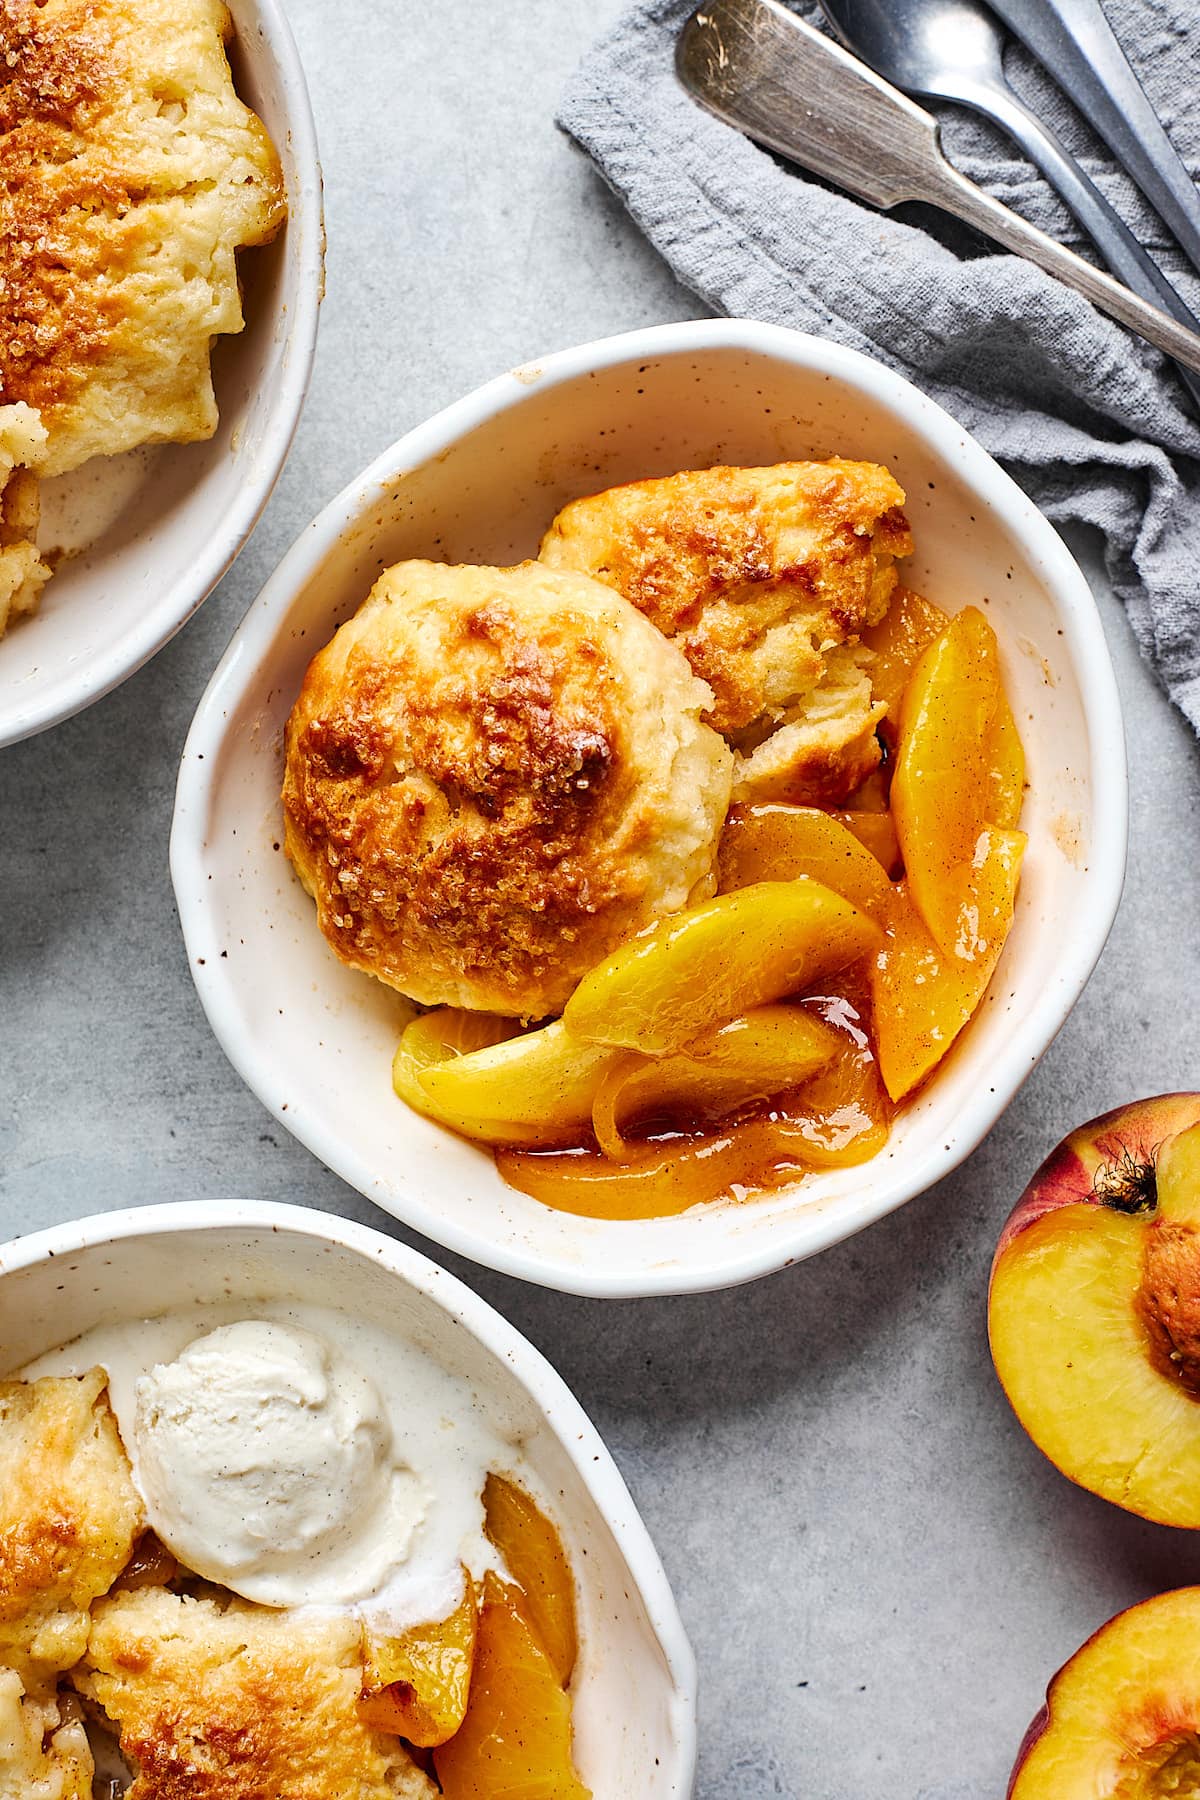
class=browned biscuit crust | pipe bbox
[77,1588,435,1799]
[0,1369,142,1695]
[283,560,733,1017]
[0,0,286,477]
[540,459,911,803]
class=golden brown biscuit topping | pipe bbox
[0,0,285,473]
[0,1369,142,1695]
[283,560,733,1016]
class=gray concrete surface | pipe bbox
[3,3,1200,1795]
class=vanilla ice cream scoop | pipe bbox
[132,1320,426,1606]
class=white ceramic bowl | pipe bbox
[0,1199,696,1795]
[0,0,323,748]
[170,319,1128,1297]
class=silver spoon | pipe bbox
[816,0,1200,412]
[816,0,1200,410]
[675,0,1200,381]
[987,0,1200,280]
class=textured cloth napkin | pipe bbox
[559,0,1200,733]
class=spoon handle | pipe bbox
[676,0,1200,376]
[986,0,1200,276]
[924,157,1200,376]
[954,80,1200,409]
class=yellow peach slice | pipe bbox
[1008,1588,1200,1799]
[890,606,1025,958]
[433,1573,590,1800]
[774,994,892,1167]
[563,881,884,1056]
[871,838,1024,1102]
[831,808,900,875]
[483,1474,577,1688]
[860,585,948,728]
[395,1014,619,1147]
[498,1131,771,1220]
[986,689,1026,834]
[718,805,892,923]
[590,1006,839,1158]
[501,1084,887,1219]
[360,1571,477,1745]
[393,1010,532,1141]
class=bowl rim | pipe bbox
[0,0,324,750]
[170,316,1129,1298]
[0,1196,699,1791]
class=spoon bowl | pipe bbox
[818,0,1006,99]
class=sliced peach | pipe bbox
[870,839,1024,1102]
[562,881,884,1056]
[860,584,948,728]
[483,1474,577,1688]
[393,1010,536,1144]
[989,1098,1200,1527]
[395,1015,619,1147]
[986,686,1026,833]
[501,1082,888,1220]
[498,1130,774,1220]
[433,1573,589,1800]
[590,1006,839,1158]
[830,807,900,876]
[774,990,892,1167]
[360,1570,477,1745]
[890,606,1025,957]
[1008,1588,1200,1799]
[717,804,892,923]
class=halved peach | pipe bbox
[483,1474,577,1689]
[563,881,884,1056]
[990,1096,1200,1526]
[717,804,892,923]
[360,1570,477,1745]
[1008,1587,1200,1798]
[433,1573,589,1800]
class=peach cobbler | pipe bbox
[283,459,1027,1219]
[1,1314,590,1798]
[0,0,286,636]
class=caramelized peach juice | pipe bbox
[395,599,1026,1218]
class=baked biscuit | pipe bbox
[0,0,286,637]
[729,642,881,805]
[77,1588,436,1799]
[0,405,50,637]
[0,0,286,477]
[284,559,733,1017]
[539,459,912,803]
[0,1369,142,1694]
[0,1669,91,1800]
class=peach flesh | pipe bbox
[1008,1588,1200,1800]
[989,1096,1200,1527]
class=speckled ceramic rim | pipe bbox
[0,0,323,748]
[170,318,1129,1297]
[0,1197,699,1792]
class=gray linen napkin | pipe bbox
[558,0,1200,732]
